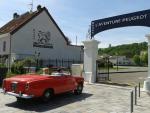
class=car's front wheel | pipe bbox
[74,84,83,95]
[42,89,53,102]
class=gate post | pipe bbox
[143,34,150,93]
[82,39,99,83]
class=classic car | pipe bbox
[1,69,84,102]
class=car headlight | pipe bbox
[25,82,30,90]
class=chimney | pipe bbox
[37,5,42,11]
[13,13,19,19]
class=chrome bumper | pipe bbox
[1,89,34,99]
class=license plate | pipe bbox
[11,82,18,91]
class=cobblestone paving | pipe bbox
[133,91,150,113]
[0,84,150,113]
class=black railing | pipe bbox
[38,59,83,68]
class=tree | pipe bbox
[140,51,148,66]
[145,52,148,65]
[98,42,148,58]
[133,55,141,66]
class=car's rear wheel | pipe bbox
[74,83,83,95]
[42,89,53,102]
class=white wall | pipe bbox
[11,10,83,61]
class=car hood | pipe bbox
[5,74,49,82]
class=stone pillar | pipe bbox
[143,34,150,92]
[82,39,99,83]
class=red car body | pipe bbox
[2,73,84,100]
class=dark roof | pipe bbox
[0,11,38,34]
[0,7,72,45]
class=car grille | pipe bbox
[11,82,18,91]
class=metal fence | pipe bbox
[38,59,83,68]
[96,58,109,82]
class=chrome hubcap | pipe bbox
[45,92,50,98]
[78,85,82,92]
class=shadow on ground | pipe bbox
[6,93,92,112]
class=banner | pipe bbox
[91,9,150,37]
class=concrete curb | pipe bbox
[84,82,132,90]
[108,70,147,74]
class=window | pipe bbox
[3,41,6,52]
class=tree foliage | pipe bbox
[140,51,148,66]
[133,55,141,66]
[98,42,148,58]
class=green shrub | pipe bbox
[11,61,25,74]
[36,68,43,74]
[6,72,16,78]
[0,63,6,68]
[11,57,36,74]
[22,57,36,67]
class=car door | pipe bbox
[64,75,76,91]
[53,75,68,93]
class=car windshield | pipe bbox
[51,72,70,76]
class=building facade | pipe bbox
[0,6,83,67]
[109,56,134,66]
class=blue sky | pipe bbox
[0,0,150,48]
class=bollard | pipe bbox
[139,83,140,97]
[135,86,137,105]
[130,91,134,113]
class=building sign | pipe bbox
[91,9,150,37]
[33,29,53,48]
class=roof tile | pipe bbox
[0,11,38,34]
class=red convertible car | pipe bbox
[2,70,84,102]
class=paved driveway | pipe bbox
[110,71,147,86]
[1,84,150,113]
[0,84,132,113]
